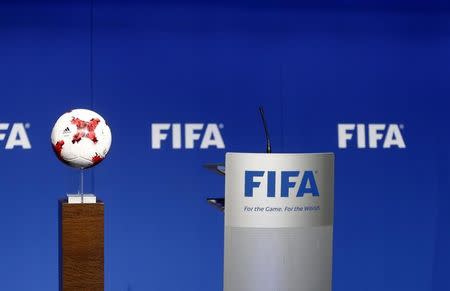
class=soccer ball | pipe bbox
[51,109,112,169]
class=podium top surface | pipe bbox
[226,152,334,157]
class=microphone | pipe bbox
[259,106,272,153]
[205,107,272,212]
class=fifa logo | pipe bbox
[0,123,31,149]
[338,123,406,149]
[151,123,225,149]
[245,170,319,198]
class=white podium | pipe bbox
[224,153,334,291]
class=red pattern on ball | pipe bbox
[52,140,66,164]
[71,117,101,144]
[91,154,103,165]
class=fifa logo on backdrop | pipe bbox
[245,170,319,198]
[151,123,225,149]
[0,123,31,149]
[338,123,406,149]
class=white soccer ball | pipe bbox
[51,109,112,169]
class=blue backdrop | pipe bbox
[0,0,449,290]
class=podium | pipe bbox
[59,200,104,291]
[224,153,334,291]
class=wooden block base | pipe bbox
[59,199,104,291]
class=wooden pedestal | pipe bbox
[59,199,104,291]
